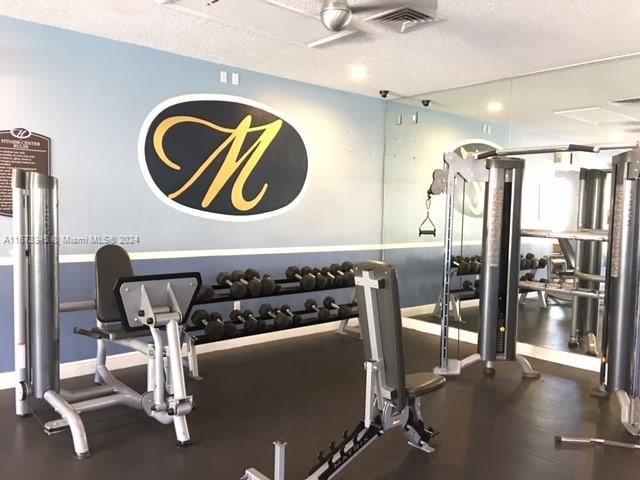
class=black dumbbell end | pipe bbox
[230,283,247,299]
[204,321,225,341]
[323,296,336,309]
[301,276,316,291]
[191,309,210,328]
[216,272,231,286]
[262,277,277,296]
[318,308,331,322]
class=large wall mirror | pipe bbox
[383,54,640,359]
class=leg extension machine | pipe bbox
[12,170,201,457]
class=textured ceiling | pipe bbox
[1,0,640,97]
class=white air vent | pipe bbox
[165,0,358,48]
[553,107,638,125]
[365,1,439,33]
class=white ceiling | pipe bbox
[2,0,640,97]
[402,54,640,144]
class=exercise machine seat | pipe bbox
[355,260,445,411]
[405,372,446,398]
[95,245,134,323]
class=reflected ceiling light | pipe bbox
[487,101,503,113]
[349,65,368,81]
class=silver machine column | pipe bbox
[28,172,60,397]
[603,148,640,435]
[569,169,607,349]
[478,158,538,378]
[13,170,60,404]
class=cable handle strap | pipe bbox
[419,195,437,237]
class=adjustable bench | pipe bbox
[243,260,445,480]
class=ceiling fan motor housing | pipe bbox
[321,0,353,31]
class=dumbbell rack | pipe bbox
[433,265,547,323]
[181,278,358,380]
[518,263,553,308]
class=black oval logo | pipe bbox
[11,127,31,139]
[138,95,309,220]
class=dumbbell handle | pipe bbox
[325,300,357,310]
[231,313,248,323]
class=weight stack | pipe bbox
[478,158,524,362]
[26,172,60,398]
[605,150,640,395]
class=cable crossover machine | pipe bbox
[422,142,640,439]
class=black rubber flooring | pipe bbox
[413,299,593,354]
[0,328,637,479]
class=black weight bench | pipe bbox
[74,245,148,342]
[244,260,445,480]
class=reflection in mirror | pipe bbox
[382,54,640,361]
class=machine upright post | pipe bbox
[12,169,29,417]
[602,148,640,435]
[479,159,523,361]
[27,173,60,398]
[570,169,607,348]
[438,172,457,370]
[478,158,536,377]
[273,441,286,480]
[605,150,640,394]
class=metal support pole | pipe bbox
[149,327,167,411]
[479,159,524,362]
[478,158,537,378]
[604,150,640,393]
[12,170,29,417]
[478,164,505,361]
[571,169,607,347]
[438,173,456,370]
[274,441,287,480]
[27,173,60,398]
[570,173,587,346]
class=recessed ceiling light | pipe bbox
[349,65,368,82]
[487,101,503,113]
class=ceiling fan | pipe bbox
[319,0,389,31]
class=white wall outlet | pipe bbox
[231,72,240,85]
[220,71,228,84]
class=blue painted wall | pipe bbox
[0,16,386,256]
[0,16,387,373]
